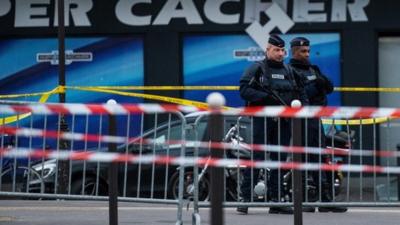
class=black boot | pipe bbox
[302,206,316,212]
[318,206,347,213]
[318,184,347,213]
[268,196,293,214]
[269,206,294,214]
[236,198,249,214]
[236,206,248,214]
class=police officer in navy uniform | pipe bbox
[289,37,347,213]
[237,34,309,214]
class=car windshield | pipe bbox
[149,120,208,143]
[123,118,208,152]
[124,115,250,153]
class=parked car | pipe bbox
[23,112,251,200]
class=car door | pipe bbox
[120,120,186,198]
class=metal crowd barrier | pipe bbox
[1,101,400,225]
[189,113,400,224]
[0,101,189,225]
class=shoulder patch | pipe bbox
[307,75,317,81]
[271,74,285,80]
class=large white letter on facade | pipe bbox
[15,0,50,27]
[153,0,203,25]
[244,0,288,23]
[204,0,240,24]
[293,0,327,22]
[245,3,294,48]
[116,0,152,26]
[54,0,93,26]
[0,0,11,17]
[348,0,369,21]
[331,0,369,22]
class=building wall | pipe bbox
[1,0,399,152]
[2,0,393,106]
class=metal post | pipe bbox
[108,100,118,225]
[292,118,303,225]
[58,0,66,98]
[207,93,225,225]
[397,144,400,201]
[56,0,70,195]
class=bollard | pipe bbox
[107,99,118,225]
[56,0,70,195]
[207,93,225,225]
[291,100,303,225]
[397,144,400,201]
[57,117,70,194]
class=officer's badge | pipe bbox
[271,74,285,79]
[307,75,317,80]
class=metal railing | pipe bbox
[188,113,400,224]
[1,101,400,225]
[0,102,188,225]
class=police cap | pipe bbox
[290,37,310,48]
[268,34,285,48]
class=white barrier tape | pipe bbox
[1,125,398,158]
[1,126,127,144]
[1,148,400,174]
[206,142,398,159]
[0,103,201,115]
[1,102,400,119]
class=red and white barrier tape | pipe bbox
[1,148,400,174]
[1,125,399,158]
[1,102,400,119]
[0,103,202,115]
[234,105,400,119]
[1,126,127,144]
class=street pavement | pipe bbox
[0,200,399,225]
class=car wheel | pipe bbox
[168,170,210,201]
[71,176,108,196]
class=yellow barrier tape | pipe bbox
[66,86,230,110]
[0,87,61,125]
[0,88,63,99]
[335,87,400,92]
[69,85,240,91]
[2,85,399,126]
[321,117,393,126]
[67,86,397,126]
[71,86,400,93]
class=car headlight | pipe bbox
[32,161,57,179]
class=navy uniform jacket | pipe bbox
[289,58,333,149]
[289,58,333,106]
[239,59,309,107]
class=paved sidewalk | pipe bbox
[0,200,399,225]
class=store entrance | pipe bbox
[378,37,400,166]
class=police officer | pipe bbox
[289,36,347,213]
[237,34,308,214]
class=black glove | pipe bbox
[315,76,326,91]
[263,95,280,106]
